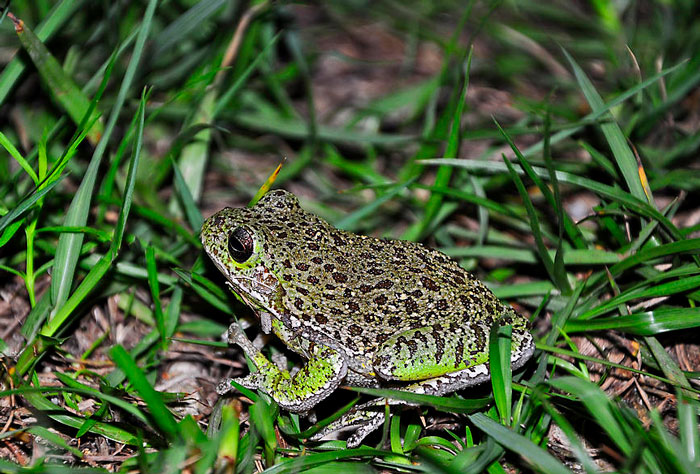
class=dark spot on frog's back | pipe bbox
[432,327,445,362]
[455,339,464,367]
[294,298,304,310]
[472,325,486,349]
[407,339,418,353]
[420,276,439,291]
[404,298,418,313]
[369,242,384,252]
[450,271,466,286]
[311,256,322,264]
[296,262,310,271]
[333,272,348,283]
[375,279,393,289]
[314,314,328,324]
[348,324,362,336]
[331,234,346,247]
[359,284,372,294]
[347,301,360,312]
[436,298,448,311]
[307,275,319,284]
[459,294,475,307]
[374,295,387,305]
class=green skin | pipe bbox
[201,190,534,446]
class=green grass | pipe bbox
[1,1,700,472]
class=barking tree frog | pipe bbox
[201,190,534,446]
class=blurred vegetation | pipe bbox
[1,0,699,472]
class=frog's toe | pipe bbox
[305,410,317,424]
[216,375,261,395]
[227,323,248,344]
[216,379,233,395]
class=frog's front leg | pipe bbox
[218,323,347,412]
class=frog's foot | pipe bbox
[220,322,348,412]
[309,400,386,448]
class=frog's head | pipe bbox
[201,190,302,310]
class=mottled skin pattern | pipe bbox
[202,190,534,445]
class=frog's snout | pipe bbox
[200,215,216,250]
[200,208,231,255]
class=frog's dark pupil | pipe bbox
[228,227,253,263]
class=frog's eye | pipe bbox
[228,227,254,263]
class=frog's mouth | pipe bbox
[221,265,280,309]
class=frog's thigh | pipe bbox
[373,323,490,381]
[223,323,347,412]
[405,364,491,396]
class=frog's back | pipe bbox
[272,210,523,361]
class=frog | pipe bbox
[201,189,534,446]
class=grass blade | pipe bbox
[0,0,79,105]
[8,13,103,145]
[562,48,652,206]
[503,154,570,293]
[171,159,204,232]
[146,246,166,350]
[109,345,179,441]
[415,49,473,240]
[565,307,700,335]
[549,377,632,454]
[489,325,512,426]
[469,413,570,474]
[50,0,158,318]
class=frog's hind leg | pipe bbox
[373,317,534,383]
[407,329,535,396]
[218,323,347,412]
[308,399,386,448]
[310,328,535,447]
[308,366,491,448]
